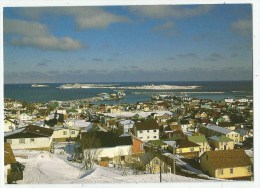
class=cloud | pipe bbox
[4,19,84,51]
[17,7,129,29]
[129,5,214,19]
[48,70,60,74]
[37,62,48,66]
[92,58,104,62]
[230,19,252,36]
[177,53,199,59]
[153,21,178,36]
[204,53,224,62]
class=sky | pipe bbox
[3,4,253,83]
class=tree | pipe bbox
[80,133,101,170]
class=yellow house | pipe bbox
[52,126,80,142]
[208,135,234,151]
[140,152,173,174]
[187,135,211,156]
[200,149,252,179]
[175,139,200,159]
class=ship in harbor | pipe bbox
[31,84,49,87]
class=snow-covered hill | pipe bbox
[14,150,210,184]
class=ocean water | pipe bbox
[4,81,253,104]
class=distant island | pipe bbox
[57,83,201,90]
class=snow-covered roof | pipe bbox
[163,141,176,147]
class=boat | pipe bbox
[31,84,49,87]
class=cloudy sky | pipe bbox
[4,4,252,83]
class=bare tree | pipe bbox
[80,133,101,170]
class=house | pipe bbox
[187,135,211,156]
[140,152,173,174]
[81,132,133,167]
[134,119,160,142]
[199,124,240,143]
[19,113,32,121]
[4,143,23,184]
[208,135,234,151]
[52,126,80,142]
[4,125,54,151]
[4,118,18,132]
[200,149,252,179]
[174,139,200,159]
[217,122,236,130]
[234,128,251,142]
[118,119,135,133]
[128,133,145,157]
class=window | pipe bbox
[217,169,223,175]
[71,130,75,134]
[153,136,157,139]
[230,168,233,174]
[179,149,182,153]
[63,131,67,135]
[7,139,12,144]
[140,137,143,139]
[19,138,25,144]
[154,130,157,132]
[147,136,150,139]
[139,130,143,133]
[30,138,35,142]
[147,130,149,133]
[140,144,144,150]
[190,148,194,152]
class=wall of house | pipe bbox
[6,137,52,151]
[89,145,132,163]
[131,138,144,155]
[210,140,234,150]
[4,164,11,184]
[4,121,16,132]
[176,146,200,154]
[197,142,211,156]
[214,166,252,179]
[137,129,159,141]
[200,154,215,177]
[226,132,240,143]
[52,129,79,141]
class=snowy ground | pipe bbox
[13,148,211,184]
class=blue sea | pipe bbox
[4,81,253,104]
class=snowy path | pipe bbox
[15,150,210,184]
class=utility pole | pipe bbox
[172,141,176,174]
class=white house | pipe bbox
[4,125,54,151]
[118,119,135,133]
[134,119,160,142]
[81,132,133,166]
[4,118,18,132]
[19,113,32,121]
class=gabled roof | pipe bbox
[176,139,200,148]
[208,135,233,142]
[4,143,16,165]
[24,125,54,137]
[81,131,132,148]
[188,135,208,143]
[207,124,231,135]
[201,149,251,169]
[4,125,53,140]
[135,119,159,131]
[234,128,248,136]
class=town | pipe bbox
[4,94,253,183]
